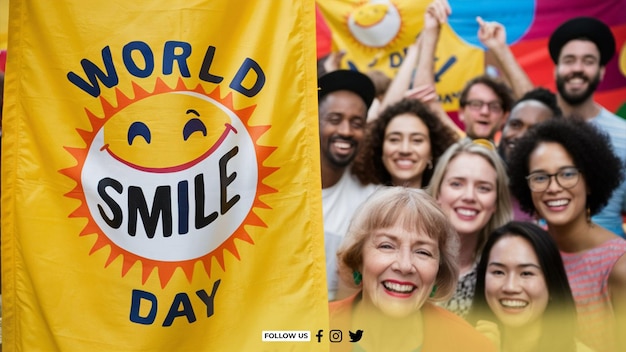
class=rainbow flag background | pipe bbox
[316,0,626,117]
[2,1,327,351]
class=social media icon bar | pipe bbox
[315,329,364,343]
[261,330,310,342]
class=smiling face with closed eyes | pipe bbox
[102,92,235,172]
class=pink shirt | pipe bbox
[561,238,626,351]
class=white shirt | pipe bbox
[322,170,377,238]
[322,170,377,301]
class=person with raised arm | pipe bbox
[414,0,513,142]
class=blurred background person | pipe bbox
[497,87,562,222]
[497,88,561,163]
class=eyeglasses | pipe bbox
[525,167,580,192]
[464,100,503,113]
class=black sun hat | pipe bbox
[318,70,375,109]
[548,16,616,66]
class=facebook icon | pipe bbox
[316,330,324,342]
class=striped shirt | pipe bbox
[561,237,626,352]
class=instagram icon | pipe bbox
[329,330,342,342]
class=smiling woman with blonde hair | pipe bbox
[329,187,495,352]
[427,138,513,318]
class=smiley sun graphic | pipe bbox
[346,0,404,49]
[60,78,277,288]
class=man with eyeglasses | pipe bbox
[408,0,514,142]
[457,75,514,141]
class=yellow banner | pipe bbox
[317,0,483,111]
[2,1,327,351]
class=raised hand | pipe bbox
[424,0,451,30]
[404,84,437,104]
[323,50,346,74]
[476,16,506,50]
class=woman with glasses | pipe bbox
[507,117,626,352]
[427,138,512,318]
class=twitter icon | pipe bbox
[349,329,363,342]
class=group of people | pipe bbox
[318,1,626,351]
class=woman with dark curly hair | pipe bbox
[507,117,626,352]
[351,98,459,188]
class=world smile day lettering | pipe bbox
[67,40,266,326]
[68,40,265,98]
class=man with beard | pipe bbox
[318,70,377,300]
[548,17,626,237]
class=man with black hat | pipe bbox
[318,69,377,300]
[548,16,626,238]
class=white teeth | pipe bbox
[383,281,415,293]
[333,141,352,150]
[395,160,414,167]
[457,209,477,216]
[500,299,528,308]
[546,199,569,207]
